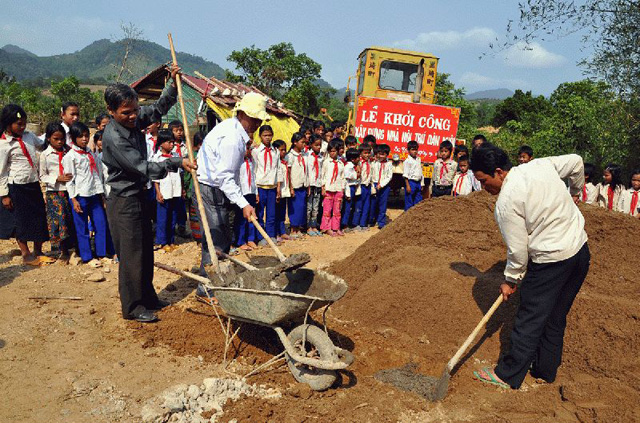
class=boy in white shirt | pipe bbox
[580,163,598,204]
[402,140,424,210]
[234,140,258,250]
[63,122,114,264]
[320,140,345,236]
[368,144,381,227]
[286,133,309,238]
[431,140,458,197]
[471,144,590,390]
[617,169,640,217]
[356,143,373,230]
[252,125,279,244]
[451,155,475,197]
[341,148,361,231]
[151,130,183,251]
[168,120,189,236]
[374,144,393,229]
[306,135,324,236]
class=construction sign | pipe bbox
[354,97,460,163]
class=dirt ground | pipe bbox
[1,193,638,423]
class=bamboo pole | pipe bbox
[167,33,220,276]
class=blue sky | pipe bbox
[2,0,591,96]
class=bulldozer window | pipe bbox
[378,61,419,92]
[357,56,366,95]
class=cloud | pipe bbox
[393,27,497,51]
[500,41,566,68]
[458,72,529,92]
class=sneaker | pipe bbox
[258,239,268,247]
[353,226,362,232]
[343,227,353,233]
[87,258,102,268]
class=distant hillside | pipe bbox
[465,88,514,100]
[1,44,37,57]
[0,39,225,84]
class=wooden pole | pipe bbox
[167,33,220,275]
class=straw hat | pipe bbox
[233,92,271,121]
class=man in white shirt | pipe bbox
[470,144,590,390]
[196,93,265,275]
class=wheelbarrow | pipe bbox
[155,263,355,391]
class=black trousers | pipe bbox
[432,185,452,197]
[495,242,590,388]
[106,192,159,317]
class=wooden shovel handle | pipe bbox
[167,33,219,272]
[446,294,504,373]
[249,216,287,263]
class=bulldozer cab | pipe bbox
[355,47,439,104]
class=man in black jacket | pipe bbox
[102,64,196,323]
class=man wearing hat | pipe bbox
[196,92,268,278]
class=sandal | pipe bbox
[239,244,253,251]
[23,256,42,266]
[473,367,510,389]
[37,255,57,264]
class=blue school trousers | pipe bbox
[69,194,114,262]
[376,185,391,229]
[234,194,257,245]
[276,197,287,236]
[341,185,359,227]
[369,191,378,226]
[175,196,187,227]
[288,188,307,228]
[156,197,178,246]
[358,184,371,228]
[404,179,423,211]
[257,187,277,239]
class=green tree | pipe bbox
[226,42,324,115]
[491,90,552,133]
[50,76,105,124]
[501,0,640,99]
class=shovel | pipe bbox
[431,294,504,400]
[249,216,310,272]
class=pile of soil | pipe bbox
[329,190,640,421]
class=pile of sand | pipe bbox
[330,190,640,420]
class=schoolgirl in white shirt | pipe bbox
[596,164,625,211]
[39,123,74,259]
[286,133,309,238]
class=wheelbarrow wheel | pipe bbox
[286,324,337,391]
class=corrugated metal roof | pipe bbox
[131,64,297,119]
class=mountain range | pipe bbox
[0,39,225,84]
[464,88,514,100]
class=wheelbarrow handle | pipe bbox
[250,216,287,263]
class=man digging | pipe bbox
[470,144,590,389]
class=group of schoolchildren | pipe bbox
[0,101,201,267]
[513,142,640,217]
[2,99,638,266]
[232,121,396,252]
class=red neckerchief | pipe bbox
[296,152,306,175]
[281,159,289,186]
[161,153,173,158]
[2,132,34,168]
[607,185,615,210]
[149,136,157,151]
[74,147,98,174]
[245,158,252,187]
[53,147,67,175]
[631,191,639,214]
[440,160,449,180]
[364,160,370,178]
[175,143,182,157]
[331,160,339,184]
[311,152,319,179]
[378,160,387,182]
[454,172,467,196]
[582,185,587,201]
[264,146,273,172]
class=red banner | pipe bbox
[354,97,460,163]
